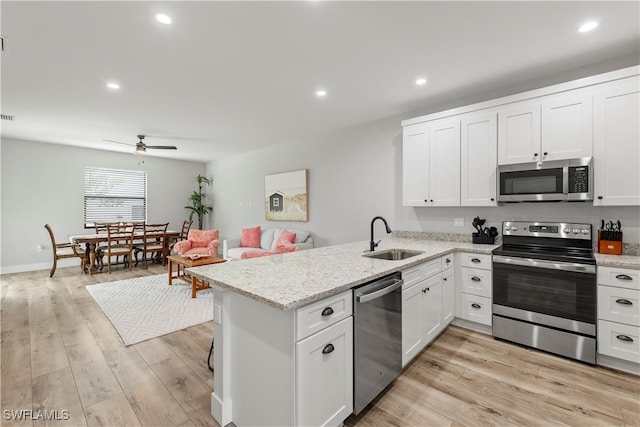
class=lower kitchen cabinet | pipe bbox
[456,252,493,327]
[597,266,640,373]
[401,254,454,367]
[296,317,353,427]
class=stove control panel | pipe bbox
[502,221,591,240]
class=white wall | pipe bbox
[0,137,206,273]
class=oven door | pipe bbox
[492,255,596,335]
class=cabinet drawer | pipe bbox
[460,267,492,298]
[459,253,492,270]
[598,320,640,363]
[441,253,454,271]
[598,267,639,291]
[296,290,352,341]
[598,285,640,326]
[458,293,492,326]
[403,258,441,289]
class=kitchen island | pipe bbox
[187,237,495,427]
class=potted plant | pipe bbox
[185,174,212,229]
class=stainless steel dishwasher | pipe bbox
[353,271,403,415]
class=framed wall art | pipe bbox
[264,169,308,221]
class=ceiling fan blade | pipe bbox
[145,145,177,150]
[104,139,135,146]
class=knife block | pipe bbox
[472,233,495,245]
[598,231,623,255]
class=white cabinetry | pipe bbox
[597,267,640,373]
[402,119,460,207]
[296,291,353,426]
[401,254,454,367]
[456,253,492,326]
[461,112,498,206]
[498,91,592,165]
[593,76,640,206]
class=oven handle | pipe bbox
[492,255,596,274]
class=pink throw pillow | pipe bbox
[275,229,296,246]
[241,250,274,259]
[240,226,261,248]
[275,241,299,253]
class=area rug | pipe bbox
[86,274,213,346]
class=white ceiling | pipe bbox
[1,1,639,162]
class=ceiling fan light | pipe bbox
[135,145,147,154]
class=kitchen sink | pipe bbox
[363,248,424,261]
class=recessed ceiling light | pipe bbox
[579,21,598,33]
[106,82,120,90]
[316,90,327,97]
[156,13,172,24]
[416,78,427,86]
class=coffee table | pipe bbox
[167,255,226,298]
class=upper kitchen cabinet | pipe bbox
[593,76,640,206]
[498,91,593,165]
[402,119,460,207]
[461,112,498,206]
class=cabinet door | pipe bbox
[296,317,353,427]
[429,119,461,206]
[498,103,541,165]
[402,283,424,366]
[423,274,442,344]
[403,123,430,206]
[541,92,593,161]
[593,77,640,206]
[461,112,497,206]
[442,268,454,325]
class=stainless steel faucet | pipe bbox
[370,216,392,251]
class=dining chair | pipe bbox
[134,222,169,268]
[44,224,87,277]
[97,223,135,273]
[169,220,193,254]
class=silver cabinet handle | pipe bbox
[322,343,335,354]
[616,335,634,343]
[471,303,481,309]
[471,258,481,263]
[471,276,481,282]
[321,307,334,316]
[616,274,633,281]
[615,299,632,306]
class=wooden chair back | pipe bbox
[44,224,86,277]
[100,223,135,273]
[134,222,169,268]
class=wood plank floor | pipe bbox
[2,265,639,427]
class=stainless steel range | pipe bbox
[492,221,597,364]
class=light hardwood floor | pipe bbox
[2,265,639,427]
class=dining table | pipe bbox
[70,229,181,274]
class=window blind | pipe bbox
[84,166,147,227]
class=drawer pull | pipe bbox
[471,258,481,263]
[321,307,334,317]
[322,343,335,354]
[471,303,481,309]
[471,276,481,282]
[616,335,634,343]
[615,299,633,306]
[616,274,633,281]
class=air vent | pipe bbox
[1,114,15,121]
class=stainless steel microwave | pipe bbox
[497,157,593,202]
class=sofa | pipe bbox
[223,227,314,260]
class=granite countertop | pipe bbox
[594,253,640,269]
[187,237,497,311]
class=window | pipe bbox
[84,166,147,227]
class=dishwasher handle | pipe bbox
[356,278,404,303]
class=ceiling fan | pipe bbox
[104,134,177,154]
